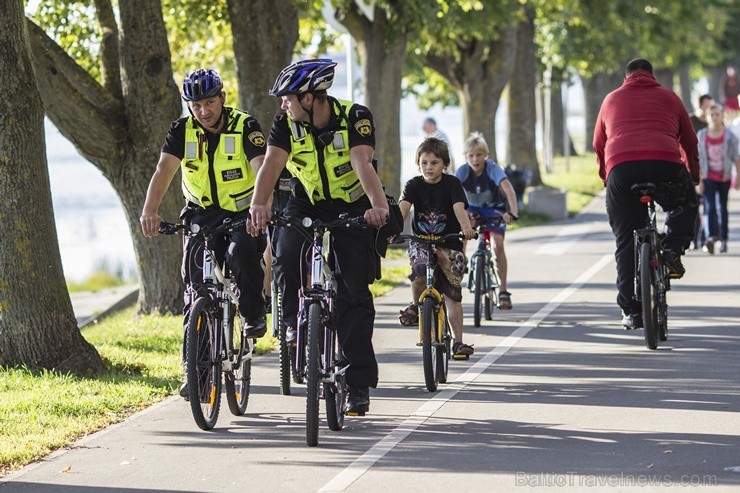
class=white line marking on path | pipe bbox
[319,253,614,492]
[535,223,592,255]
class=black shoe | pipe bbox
[244,317,267,338]
[346,386,370,416]
[621,312,643,330]
[703,237,716,255]
[179,382,189,401]
[662,250,685,279]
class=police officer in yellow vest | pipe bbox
[140,69,268,397]
[249,59,390,416]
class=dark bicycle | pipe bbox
[631,183,670,350]
[272,213,366,447]
[467,217,502,327]
[159,218,252,430]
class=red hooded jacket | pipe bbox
[593,70,699,183]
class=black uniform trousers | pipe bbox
[273,195,379,388]
[605,161,698,314]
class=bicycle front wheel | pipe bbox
[421,297,439,392]
[473,256,484,327]
[305,302,322,446]
[640,242,658,350]
[225,312,251,416]
[436,307,450,384]
[485,259,499,320]
[186,297,222,430]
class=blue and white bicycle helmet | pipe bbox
[182,69,223,101]
[269,59,337,97]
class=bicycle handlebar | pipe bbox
[391,232,477,245]
[158,217,247,238]
[269,213,367,231]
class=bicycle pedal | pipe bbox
[452,354,470,361]
[346,410,366,417]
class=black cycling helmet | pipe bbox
[269,59,337,97]
[182,69,223,102]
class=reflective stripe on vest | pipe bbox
[181,108,256,212]
[285,99,364,204]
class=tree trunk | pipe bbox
[0,0,105,373]
[655,68,674,90]
[506,8,540,186]
[582,72,622,153]
[228,0,298,127]
[27,1,185,314]
[678,64,692,111]
[426,26,517,164]
[337,5,408,199]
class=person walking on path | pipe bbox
[696,103,740,254]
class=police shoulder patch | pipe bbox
[248,131,266,147]
[354,119,373,137]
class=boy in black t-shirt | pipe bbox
[398,138,476,359]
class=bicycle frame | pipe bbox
[417,250,448,345]
[632,195,666,294]
[295,219,343,385]
[195,241,252,372]
[162,220,253,371]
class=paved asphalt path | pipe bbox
[3,192,740,492]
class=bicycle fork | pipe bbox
[417,288,447,346]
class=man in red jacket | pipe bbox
[593,58,699,330]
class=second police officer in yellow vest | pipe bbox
[249,59,391,416]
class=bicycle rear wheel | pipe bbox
[473,256,484,327]
[305,302,322,446]
[421,297,439,392]
[225,312,251,416]
[186,297,222,430]
[640,242,658,350]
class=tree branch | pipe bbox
[26,19,125,166]
[335,1,369,41]
[93,0,123,100]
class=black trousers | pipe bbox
[273,195,379,388]
[182,207,267,324]
[605,161,698,314]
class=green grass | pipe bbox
[0,158,602,476]
[539,153,603,215]
[67,270,128,293]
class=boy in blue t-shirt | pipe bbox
[398,138,476,359]
[455,132,519,309]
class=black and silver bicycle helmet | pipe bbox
[182,69,223,102]
[269,59,337,97]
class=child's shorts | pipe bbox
[407,242,465,302]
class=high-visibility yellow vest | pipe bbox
[286,99,364,204]
[181,108,257,211]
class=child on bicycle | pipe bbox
[398,137,476,359]
[455,132,519,309]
